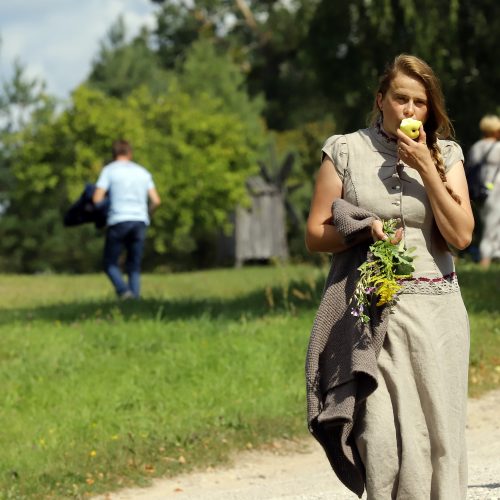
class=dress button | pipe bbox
[392,185,400,190]
[392,200,401,206]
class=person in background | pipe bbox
[93,140,161,299]
[305,54,473,499]
[467,114,500,268]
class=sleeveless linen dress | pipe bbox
[322,126,469,499]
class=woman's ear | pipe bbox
[376,92,383,112]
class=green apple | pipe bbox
[399,118,422,139]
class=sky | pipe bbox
[0,0,159,100]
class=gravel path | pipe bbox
[97,390,500,500]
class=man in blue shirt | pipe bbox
[93,140,161,299]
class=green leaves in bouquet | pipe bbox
[351,219,416,324]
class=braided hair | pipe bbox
[369,54,461,204]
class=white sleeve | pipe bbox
[147,172,155,190]
[96,168,110,190]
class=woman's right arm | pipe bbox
[305,156,349,254]
[305,157,390,254]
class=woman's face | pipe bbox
[377,72,429,137]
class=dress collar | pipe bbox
[363,120,398,157]
[375,118,398,144]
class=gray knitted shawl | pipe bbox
[305,198,390,498]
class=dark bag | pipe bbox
[466,143,496,203]
[63,183,109,229]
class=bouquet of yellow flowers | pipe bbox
[351,219,415,324]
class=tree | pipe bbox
[305,0,500,148]
[151,0,323,129]
[0,59,54,181]
[87,16,170,99]
[151,0,500,147]
[0,78,264,272]
[153,0,221,69]
[0,60,59,271]
[178,39,265,141]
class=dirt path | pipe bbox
[97,391,500,500]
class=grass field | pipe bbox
[0,263,498,499]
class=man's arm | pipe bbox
[148,187,161,215]
[93,187,107,204]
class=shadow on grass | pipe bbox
[2,263,496,325]
[1,275,328,325]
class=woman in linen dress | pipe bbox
[306,54,474,499]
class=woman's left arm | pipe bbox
[397,128,474,250]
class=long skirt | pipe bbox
[354,291,469,500]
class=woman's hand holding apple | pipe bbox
[396,125,434,175]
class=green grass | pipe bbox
[456,262,500,396]
[0,265,324,499]
[0,263,498,498]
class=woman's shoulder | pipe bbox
[321,134,348,178]
[322,134,347,154]
[438,138,464,173]
[321,129,376,178]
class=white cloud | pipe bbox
[0,0,159,99]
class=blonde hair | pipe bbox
[479,114,500,136]
[370,54,460,204]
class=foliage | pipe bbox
[0,64,66,272]
[352,219,415,323]
[148,0,500,267]
[87,16,170,99]
[153,0,223,69]
[2,0,500,271]
[178,39,265,138]
[305,0,500,148]
[0,76,264,271]
[152,0,323,129]
[0,61,55,211]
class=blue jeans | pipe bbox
[104,221,146,297]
